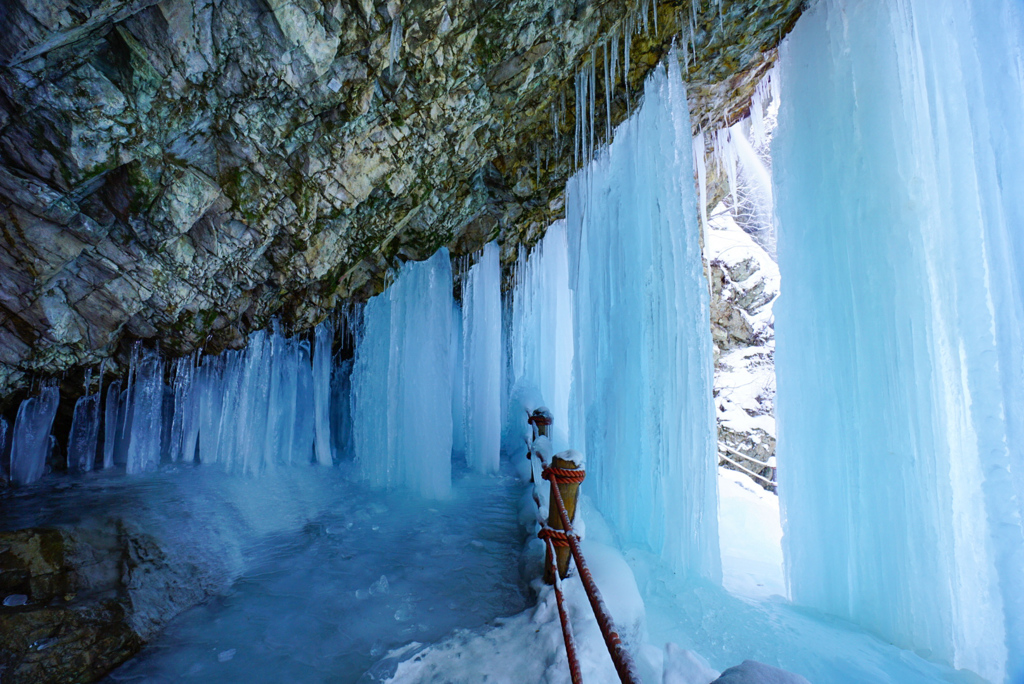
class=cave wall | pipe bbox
[0,0,803,404]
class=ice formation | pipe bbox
[9,382,59,485]
[67,390,101,472]
[460,242,502,474]
[350,248,454,499]
[773,0,1024,680]
[565,54,719,579]
[508,220,574,434]
[313,320,335,466]
[126,344,166,474]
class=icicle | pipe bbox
[563,51,718,580]
[68,381,101,472]
[10,382,59,484]
[693,130,708,231]
[351,248,454,498]
[604,39,612,144]
[589,50,596,160]
[102,380,121,469]
[313,319,334,466]
[461,242,502,474]
[125,344,165,475]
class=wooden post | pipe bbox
[531,407,553,439]
[544,450,583,583]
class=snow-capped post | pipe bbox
[544,450,584,583]
[529,406,553,440]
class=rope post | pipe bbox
[545,451,584,583]
[530,407,553,439]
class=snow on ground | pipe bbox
[718,469,785,600]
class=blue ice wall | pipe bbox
[774,1,1024,681]
[508,220,574,436]
[566,55,719,581]
[351,249,454,499]
[461,242,502,474]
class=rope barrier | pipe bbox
[542,463,641,684]
[545,536,583,684]
[538,526,572,548]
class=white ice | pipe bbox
[460,242,502,474]
[351,248,454,499]
[774,0,1024,680]
[565,50,719,580]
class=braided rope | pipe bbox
[543,466,587,484]
[538,526,572,548]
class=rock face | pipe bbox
[0,0,802,403]
[707,205,779,488]
[0,526,156,683]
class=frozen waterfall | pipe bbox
[10,382,59,485]
[774,0,1024,681]
[510,54,719,581]
[350,248,454,499]
[460,242,502,474]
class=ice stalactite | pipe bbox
[508,220,574,436]
[10,383,59,485]
[313,320,335,466]
[170,355,199,464]
[103,380,124,469]
[450,301,466,456]
[126,345,166,475]
[774,1,1024,681]
[565,53,719,580]
[68,390,101,472]
[351,248,454,499]
[460,242,502,474]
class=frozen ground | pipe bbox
[717,468,785,601]
[0,463,528,684]
[104,466,525,683]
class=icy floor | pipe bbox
[0,464,528,684]
[717,469,785,601]
[104,466,525,683]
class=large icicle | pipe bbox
[10,383,59,485]
[125,345,166,475]
[774,1,1024,681]
[508,220,574,435]
[565,53,719,580]
[313,320,334,466]
[461,242,502,474]
[351,248,454,498]
[67,391,101,471]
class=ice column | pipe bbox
[68,391,101,471]
[774,1,1024,681]
[566,55,719,580]
[351,248,454,498]
[125,345,166,474]
[461,242,502,473]
[10,383,59,485]
[508,220,574,434]
[313,320,334,466]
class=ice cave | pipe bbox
[1,0,1023,683]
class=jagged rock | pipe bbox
[0,0,803,405]
[0,523,229,683]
